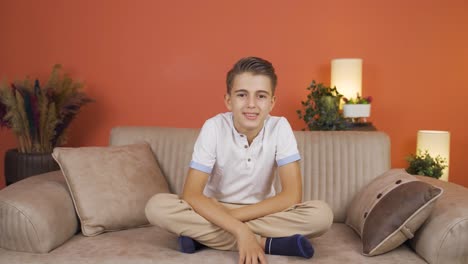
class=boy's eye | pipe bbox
[258,94,267,99]
[237,93,246,97]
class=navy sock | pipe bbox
[177,236,205,254]
[265,234,314,259]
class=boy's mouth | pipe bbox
[243,112,259,120]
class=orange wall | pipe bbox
[1,0,467,189]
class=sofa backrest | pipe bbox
[110,127,391,222]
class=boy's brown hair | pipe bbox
[226,57,277,95]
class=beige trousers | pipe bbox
[145,193,334,251]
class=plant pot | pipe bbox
[4,149,60,185]
[343,104,371,118]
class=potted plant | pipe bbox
[0,64,93,184]
[297,80,349,131]
[342,94,372,121]
[406,150,447,179]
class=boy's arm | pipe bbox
[182,168,267,264]
[227,161,302,222]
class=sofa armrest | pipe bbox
[410,176,468,264]
[0,170,78,253]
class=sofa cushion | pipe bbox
[345,169,443,256]
[410,176,468,264]
[0,224,428,264]
[52,143,170,236]
[0,171,78,253]
[110,127,393,223]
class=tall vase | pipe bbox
[4,149,60,185]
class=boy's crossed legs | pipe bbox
[145,193,333,258]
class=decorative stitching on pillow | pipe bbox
[401,226,414,239]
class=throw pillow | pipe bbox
[52,143,170,236]
[345,169,443,256]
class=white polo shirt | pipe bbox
[189,112,301,204]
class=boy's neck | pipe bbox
[235,125,263,145]
[246,133,257,145]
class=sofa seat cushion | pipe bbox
[52,143,170,236]
[0,224,426,264]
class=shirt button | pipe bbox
[244,145,248,149]
[248,158,251,162]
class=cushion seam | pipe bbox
[0,200,41,250]
[52,154,85,234]
[436,218,468,264]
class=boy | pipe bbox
[145,57,333,264]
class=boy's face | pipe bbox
[224,72,276,138]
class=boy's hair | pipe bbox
[226,57,277,95]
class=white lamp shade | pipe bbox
[416,130,450,181]
[331,58,362,100]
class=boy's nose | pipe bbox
[247,96,256,107]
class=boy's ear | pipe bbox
[270,95,277,111]
[224,93,232,111]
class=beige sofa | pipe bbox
[0,127,467,264]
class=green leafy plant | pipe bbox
[0,64,93,153]
[343,93,373,104]
[406,150,448,179]
[296,80,349,131]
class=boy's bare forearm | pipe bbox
[228,192,300,222]
[183,193,246,236]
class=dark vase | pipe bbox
[4,149,60,185]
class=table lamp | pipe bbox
[417,130,450,181]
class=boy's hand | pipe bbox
[235,225,267,264]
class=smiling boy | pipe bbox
[145,57,333,264]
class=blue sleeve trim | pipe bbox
[277,153,301,167]
[189,161,213,174]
